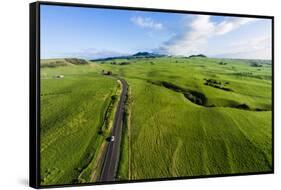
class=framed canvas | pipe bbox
[30,1,274,188]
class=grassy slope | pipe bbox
[40,62,118,185]
[98,57,272,179]
[40,57,272,184]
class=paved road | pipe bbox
[99,78,128,182]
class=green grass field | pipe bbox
[40,56,272,185]
[40,59,120,185]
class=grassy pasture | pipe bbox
[98,57,272,179]
[40,56,272,184]
[40,60,119,185]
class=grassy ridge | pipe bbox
[78,80,123,182]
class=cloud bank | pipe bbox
[158,15,265,58]
[131,16,163,30]
[215,36,271,59]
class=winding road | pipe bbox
[99,78,128,182]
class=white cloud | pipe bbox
[131,16,163,30]
[214,36,271,59]
[160,15,257,56]
[215,17,255,35]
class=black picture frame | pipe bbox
[30,1,274,189]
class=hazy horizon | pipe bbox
[40,52,272,61]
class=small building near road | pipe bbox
[102,70,113,75]
[55,75,64,79]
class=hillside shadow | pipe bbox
[147,80,270,111]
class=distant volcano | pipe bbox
[188,54,207,58]
[91,51,165,61]
[132,52,163,57]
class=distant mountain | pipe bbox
[133,52,151,56]
[91,51,165,61]
[132,52,164,57]
[188,54,207,58]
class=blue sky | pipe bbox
[41,5,272,59]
